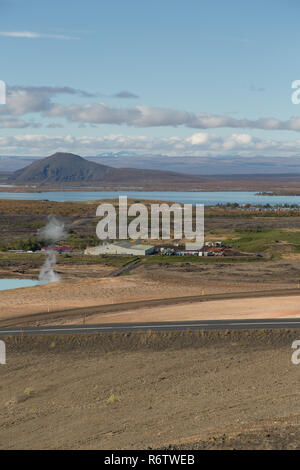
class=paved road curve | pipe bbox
[1,318,300,336]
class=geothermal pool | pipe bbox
[0,279,42,291]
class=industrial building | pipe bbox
[41,245,72,253]
[84,241,156,256]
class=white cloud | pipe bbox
[0,31,78,40]
[2,85,300,133]
[186,133,210,145]
[44,101,300,132]
[1,132,300,157]
[0,118,41,128]
[0,86,95,118]
[41,100,300,132]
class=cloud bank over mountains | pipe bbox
[1,85,300,156]
[2,132,300,158]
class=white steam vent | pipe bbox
[38,215,67,282]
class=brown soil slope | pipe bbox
[1,330,300,450]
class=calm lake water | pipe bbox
[0,190,300,206]
[0,279,42,291]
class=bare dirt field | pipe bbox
[83,295,300,324]
[1,258,300,325]
[135,257,300,289]
[1,330,300,450]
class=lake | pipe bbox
[1,190,300,206]
[0,279,42,291]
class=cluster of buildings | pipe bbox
[83,240,233,257]
[160,241,230,257]
[84,241,156,256]
[9,240,234,258]
[219,203,300,212]
[41,245,73,254]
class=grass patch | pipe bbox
[23,387,35,397]
[105,393,121,405]
[223,228,300,253]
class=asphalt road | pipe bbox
[2,318,300,336]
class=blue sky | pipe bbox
[0,0,300,156]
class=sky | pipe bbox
[1,0,300,157]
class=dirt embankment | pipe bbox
[1,257,300,325]
[1,329,300,450]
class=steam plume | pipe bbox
[39,250,60,282]
[38,215,67,282]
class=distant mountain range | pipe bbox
[2,154,300,175]
[95,151,167,158]
[8,152,201,184]
[91,155,300,175]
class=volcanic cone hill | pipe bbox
[9,152,201,184]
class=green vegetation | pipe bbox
[0,252,44,262]
[0,232,99,252]
[223,228,300,253]
[105,394,121,405]
[65,232,99,250]
[2,228,300,261]
[23,387,35,397]
[2,197,300,259]
[0,237,44,252]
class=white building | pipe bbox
[85,241,155,256]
